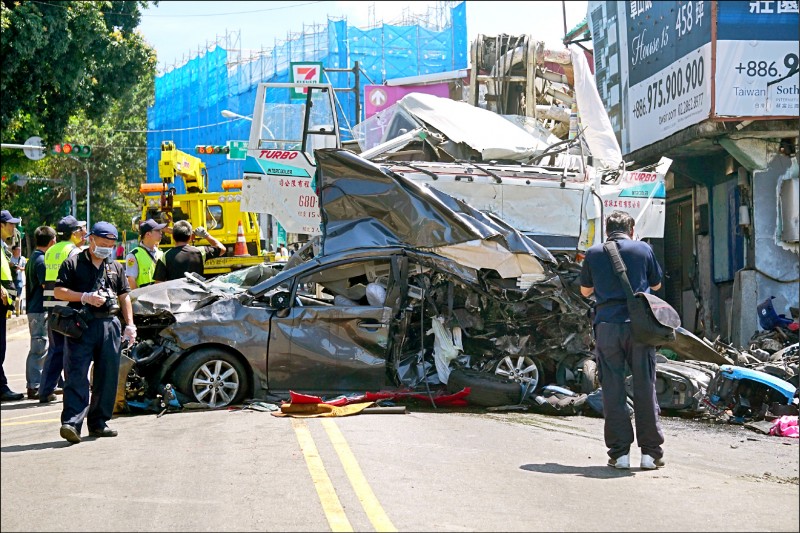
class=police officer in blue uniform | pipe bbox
[54,222,136,444]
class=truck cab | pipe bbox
[138,141,264,276]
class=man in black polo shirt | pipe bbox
[153,220,226,282]
[54,222,136,444]
[579,211,665,471]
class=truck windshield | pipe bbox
[258,86,336,154]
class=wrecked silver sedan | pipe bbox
[126,149,593,409]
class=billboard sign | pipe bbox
[714,1,799,117]
[623,1,712,153]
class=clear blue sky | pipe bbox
[138,1,589,71]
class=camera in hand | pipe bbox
[97,288,120,315]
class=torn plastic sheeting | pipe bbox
[570,47,623,169]
[427,316,463,384]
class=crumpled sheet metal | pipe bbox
[160,298,269,353]
[395,93,542,161]
[131,278,217,318]
[318,149,485,253]
[670,327,734,366]
[425,187,556,264]
[317,148,556,280]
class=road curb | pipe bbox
[5,314,29,333]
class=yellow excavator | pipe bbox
[136,141,264,276]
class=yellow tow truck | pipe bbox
[137,141,264,276]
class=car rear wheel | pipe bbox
[494,355,542,393]
[173,349,248,408]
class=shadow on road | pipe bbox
[521,463,635,478]
[2,441,75,453]
[0,401,60,412]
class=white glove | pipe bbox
[123,324,137,345]
[193,226,209,239]
[81,291,106,308]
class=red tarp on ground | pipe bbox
[288,388,471,407]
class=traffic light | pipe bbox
[195,145,230,155]
[51,143,92,158]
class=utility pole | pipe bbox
[68,156,90,227]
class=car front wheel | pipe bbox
[173,349,248,408]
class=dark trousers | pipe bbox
[595,322,664,460]
[61,317,121,432]
[0,311,7,392]
[39,324,66,397]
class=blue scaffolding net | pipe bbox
[146,2,467,192]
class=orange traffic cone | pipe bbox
[234,220,249,256]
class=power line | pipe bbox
[29,0,327,18]
[112,118,243,133]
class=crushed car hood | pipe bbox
[317,148,555,279]
[131,278,226,318]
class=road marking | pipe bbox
[292,418,353,532]
[2,418,60,426]
[2,409,61,421]
[322,419,397,532]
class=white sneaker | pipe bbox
[607,454,630,469]
[640,454,665,470]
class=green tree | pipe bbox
[0,2,155,253]
[0,38,156,252]
[0,0,157,144]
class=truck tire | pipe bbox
[446,367,522,407]
[172,348,248,408]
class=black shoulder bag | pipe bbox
[602,241,680,345]
[48,262,112,339]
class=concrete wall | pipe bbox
[729,141,799,346]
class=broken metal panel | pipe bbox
[425,186,556,263]
[431,240,545,280]
[395,93,548,160]
[669,327,735,365]
[317,149,495,253]
[268,305,392,394]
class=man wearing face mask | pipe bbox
[38,216,87,403]
[54,222,134,444]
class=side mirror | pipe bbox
[269,291,292,310]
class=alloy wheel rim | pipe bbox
[192,359,240,407]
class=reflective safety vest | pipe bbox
[43,240,76,308]
[0,250,14,305]
[131,245,163,287]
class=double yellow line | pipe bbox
[292,418,396,532]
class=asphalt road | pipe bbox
[2,321,798,532]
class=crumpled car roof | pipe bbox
[316,148,554,279]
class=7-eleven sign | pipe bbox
[289,62,323,99]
